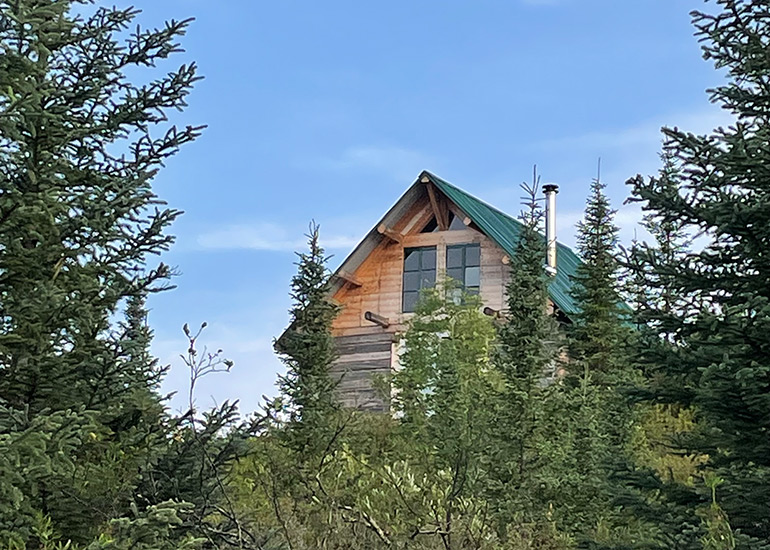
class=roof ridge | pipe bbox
[422,171,525,227]
[422,169,582,317]
[423,170,579,257]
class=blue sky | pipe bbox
[131,0,731,415]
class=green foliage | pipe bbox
[621,2,770,548]
[232,269,574,549]
[485,180,564,543]
[569,177,629,375]
[389,281,502,547]
[0,404,93,544]
[698,475,735,550]
[275,222,342,453]
[85,502,203,550]
[628,405,706,487]
[0,1,254,548]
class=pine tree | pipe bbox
[486,178,566,545]
[275,223,340,452]
[551,176,637,544]
[0,1,208,546]
[569,176,628,375]
[623,2,770,547]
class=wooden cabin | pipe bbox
[305,171,580,412]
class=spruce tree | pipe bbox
[0,1,210,546]
[623,2,770,547]
[608,154,706,550]
[274,223,340,451]
[569,177,628,375]
[487,178,566,545]
[552,176,636,544]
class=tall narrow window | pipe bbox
[403,246,436,312]
[446,243,481,301]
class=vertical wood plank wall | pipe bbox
[331,229,510,334]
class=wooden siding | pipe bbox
[326,187,566,412]
[330,331,394,412]
[332,228,510,334]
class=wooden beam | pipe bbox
[364,311,390,328]
[426,183,449,231]
[401,203,432,235]
[377,224,403,243]
[483,307,501,318]
[336,270,362,288]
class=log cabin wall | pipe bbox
[329,203,513,410]
[277,171,579,412]
[331,228,510,333]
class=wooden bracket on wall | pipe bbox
[483,307,504,320]
[336,270,362,288]
[377,224,403,243]
[448,203,473,227]
[364,311,390,328]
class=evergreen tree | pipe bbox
[601,154,705,550]
[0,1,243,547]
[548,176,639,545]
[623,2,770,547]
[487,178,567,546]
[569,177,628,375]
[275,223,341,451]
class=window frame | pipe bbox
[445,243,481,299]
[402,246,437,313]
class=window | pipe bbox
[403,246,436,312]
[420,212,468,233]
[446,244,481,301]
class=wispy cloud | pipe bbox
[315,145,436,181]
[197,222,360,252]
[535,106,735,153]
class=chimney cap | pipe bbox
[543,184,559,194]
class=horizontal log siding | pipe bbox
[331,332,394,412]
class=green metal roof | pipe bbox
[425,171,582,318]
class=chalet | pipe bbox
[315,171,579,411]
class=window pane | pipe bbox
[403,246,437,312]
[421,217,438,233]
[446,247,463,268]
[421,269,436,288]
[465,244,481,266]
[447,267,463,283]
[465,266,480,287]
[448,214,466,231]
[421,248,436,269]
[404,249,420,271]
[467,286,479,296]
[403,271,420,292]
[403,291,419,313]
